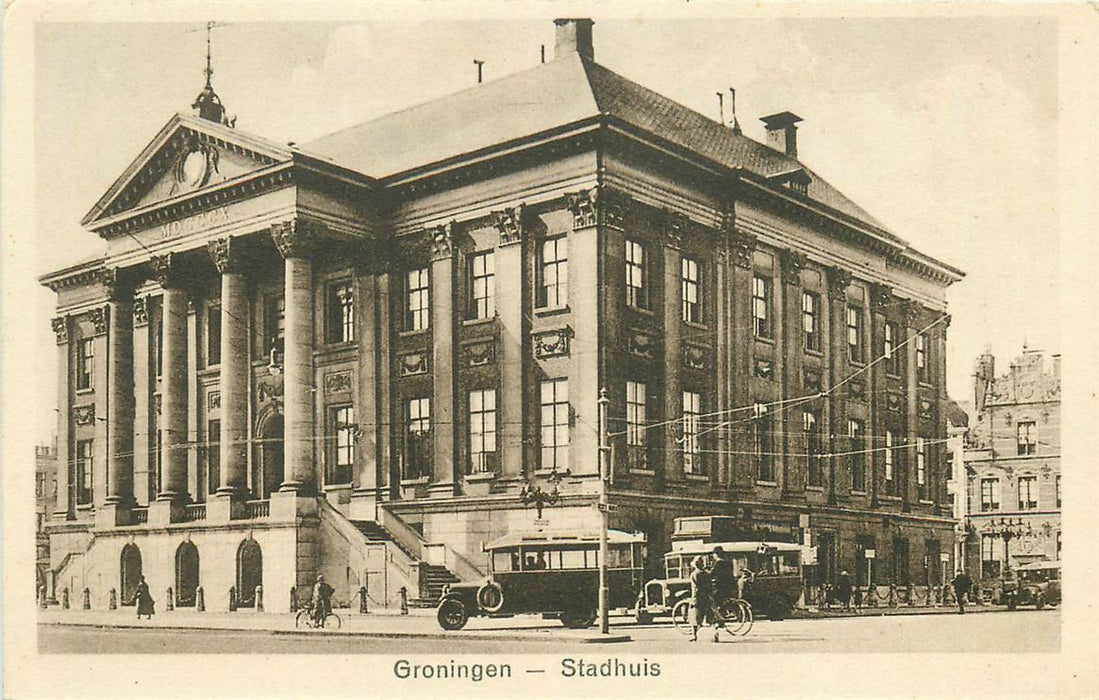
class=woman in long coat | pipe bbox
[133,575,155,619]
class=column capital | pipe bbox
[730,230,757,270]
[870,282,893,312]
[89,305,109,336]
[565,186,629,230]
[899,298,923,328]
[430,221,456,261]
[781,248,807,285]
[664,209,688,250]
[133,297,150,327]
[101,267,134,302]
[151,252,188,288]
[50,316,69,345]
[207,236,245,274]
[491,206,523,246]
[827,266,852,301]
[354,238,392,276]
[271,219,320,259]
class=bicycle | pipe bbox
[671,596,753,637]
[295,604,342,630]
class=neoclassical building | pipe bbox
[42,19,963,612]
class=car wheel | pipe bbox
[767,601,787,621]
[561,606,597,629]
[437,598,469,631]
[476,581,505,613]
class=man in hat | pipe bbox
[311,574,335,627]
[836,569,854,612]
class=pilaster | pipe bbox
[781,249,807,496]
[429,222,458,492]
[826,265,851,505]
[661,215,683,484]
[494,207,526,480]
[51,316,73,520]
[728,227,756,494]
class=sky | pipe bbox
[31,13,1060,442]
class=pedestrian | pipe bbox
[836,570,853,612]
[131,575,155,620]
[688,556,720,643]
[951,569,973,615]
[311,574,335,627]
[710,546,736,621]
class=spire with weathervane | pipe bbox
[191,21,235,128]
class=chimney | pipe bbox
[554,18,594,61]
[760,111,803,157]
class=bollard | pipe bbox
[82,587,91,610]
[38,585,48,609]
[359,586,368,614]
[399,586,408,615]
[109,588,117,610]
[61,587,70,609]
[290,586,297,612]
[166,587,174,611]
[229,586,238,612]
[888,583,897,607]
[196,586,205,612]
[255,585,264,612]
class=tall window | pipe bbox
[752,276,771,338]
[539,379,569,472]
[207,419,220,495]
[1056,475,1062,508]
[884,430,896,495]
[75,439,93,506]
[326,281,355,344]
[265,295,285,355]
[625,240,647,309]
[330,406,355,484]
[406,398,431,479]
[849,419,866,492]
[884,322,900,375]
[915,333,929,383]
[76,338,94,391]
[206,304,221,366]
[682,391,702,475]
[754,402,774,482]
[981,534,1002,578]
[1016,421,1036,455]
[468,390,497,474]
[406,268,430,331]
[846,305,864,363]
[804,409,823,487]
[539,237,568,308]
[1018,475,1038,510]
[681,257,701,323]
[916,437,927,499]
[469,252,495,320]
[626,381,648,471]
[802,292,821,351]
[980,477,1001,512]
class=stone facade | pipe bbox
[40,18,963,612]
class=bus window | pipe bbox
[560,549,586,569]
[666,557,681,579]
[607,547,632,569]
[494,551,518,572]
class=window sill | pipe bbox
[849,360,867,369]
[534,305,570,318]
[804,348,824,358]
[684,473,710,482]
[851,490,868,496]
[400,477,430,486]
[464,471,497,483]
[885,372,902,380]
[462,316,497,328]
[629,469,656,476]
[683,320,710,333]
[75,388,94,396]
[918,381,934,389]
[627,305,655,317]
[320,340,358,351]
[534,468,569,478]
[755,480,778,487]
[879,494,901,501]
[918,499,934,505]
[754,335,775,345]
[398,329,429,339]
[324,483,353,492]
[806,485,825,491]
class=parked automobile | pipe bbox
[435,530,646,630]
[1004,561,1061,610]
[635,540,804,623]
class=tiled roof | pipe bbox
[304,53,892,236]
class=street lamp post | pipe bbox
[597,387,610,635]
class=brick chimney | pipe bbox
[761,111,803,157]
[554,18,594,61]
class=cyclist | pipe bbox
[689,556,720,643]
[311,574,334,627]
[710,546,736,623]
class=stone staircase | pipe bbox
[349,518,460,607]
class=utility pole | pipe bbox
[597,387,610,634]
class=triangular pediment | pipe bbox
[82,113,293,228]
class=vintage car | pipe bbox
[1004,561,1061,610]
[435,530,647,630]
[635,540,804,623]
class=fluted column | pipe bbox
[51,316,73,520]
[272,221,317,493]
[208,237,250,499]
[152,254,190,503]
[104,270,135,506]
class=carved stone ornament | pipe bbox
[683,344,708,370]
[804,369,822,394]
[73,405,96,426]
[781,249,807,285]
[207,391,221,411]
[270,219,318,259]
[324,370,353,396]
[89,306,109,336]
[533,329,570,359]
[848,378,866,399]
[628,330,657,360]
[900,299,922,328]
[430,222,455,260]
[101,267,125,301]
[942,313,952,330]
[731,231,757,270]
[257,376,284,404]
[754,358,775,379]
[887,391,903,413]
[492,206,523,246]
[601,189,628,229]
[565,188,597,229]
[397,352,429,377]
[665,210,687,250]
[919,399,934,420]
[207,236,243,274]
[719,208,736,235]
[150,253,184,288]
[827,267,852,301]
[132,297,149,327]
[51,316,69,345]
[871,283,893,312]
[464,341,496,367]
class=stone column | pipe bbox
[781,250,807,496]
[207,237,249,508]
[902,299,921,513]
[102,270,136,523]
[728,228,757,493]
[661,214,684,484]
[429,223,458,491]
[132,298,152,504]
[493,208,525,480]
[868,284,892,508]
[51,316,73,520]
[272,221,317,494]
[153,254,190,507]
[826,266,852,506]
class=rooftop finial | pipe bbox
[204,21,214,88]
[729,88,742,135]
[191,21,235,127]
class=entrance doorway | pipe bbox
[255,412,284,499]
[236,538,262,608]
[175,541,199,607]
[120,544,142,606]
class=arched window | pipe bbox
[236,538,262,608]
[120,543,142,606]
[175,541,200,607]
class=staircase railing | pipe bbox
[379,504,485,581]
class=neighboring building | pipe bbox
[964,348,1061,588]
[944,400,970,575]
[41,19,963,613]
[35,442,58,594]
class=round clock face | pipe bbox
[181,150,209,188]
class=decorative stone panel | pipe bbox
[628,330,657,360]
[533,329,570,359]
[397,351,430,377]
[73,405,96,426]
[464,341,496,367]
[683,344,708,370]
[324,370,353,396]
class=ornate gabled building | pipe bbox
[964,348,1061,587]
[41,18,963,613]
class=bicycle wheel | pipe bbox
[671,599,693,636]
[295,609,312,629]
[715,597,745,637]
[324,612,342,630]
[734,599,754,636]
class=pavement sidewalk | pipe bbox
[793,603,1008,619]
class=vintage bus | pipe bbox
[435,530,647,630]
